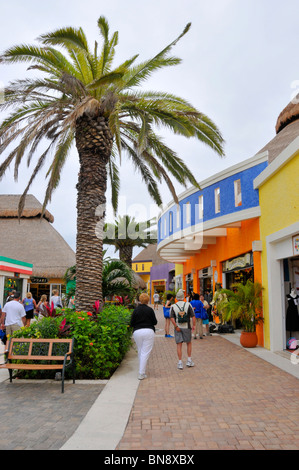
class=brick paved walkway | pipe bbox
[0,382,105,450]
[117,306,299,450]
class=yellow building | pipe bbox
[254,102,299,351]
[132,259,152,292]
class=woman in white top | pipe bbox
[50,290,62,309]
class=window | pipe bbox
[142,264,144,271]
[176,206,180,228]
[186,202,191,224]
[164,217,167,235]
[198,195,203,219]
[234,179,242,207]
[136,264,138,271]
[169,211,173,234]
[215,188,220,213]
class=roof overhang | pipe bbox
[157,207,260,263]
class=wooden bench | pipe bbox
[0,338,75,393]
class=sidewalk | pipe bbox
[1,305,299,450]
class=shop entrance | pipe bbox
[283,255,299,348]
[28,283,50,302]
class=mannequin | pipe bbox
[286,288,299,335]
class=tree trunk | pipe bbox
[75,113,113,311]
[119,245,133,267]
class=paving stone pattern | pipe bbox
[118,307,299,450]
[0,382,104,450]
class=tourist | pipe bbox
[0,291,26,336]
[190,293,205,339]
[153,292,160,310]
[163,293,174,338]
[170,289,195,369]
[200,294,211,336]
[37,295,49,319]
[50,289,62,309]
[22,292,37,327]
[130,293,157,380]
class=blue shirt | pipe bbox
[23,298,34,312]
[190,300,206,319]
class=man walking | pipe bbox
[170,289,195,369]
[0,291,26,336]
[153,292,160,310]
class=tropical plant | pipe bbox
[64,256,135,302]
[12,305,133,379]
[0,17,224,311]
[218,280,263,333]
[102,257,134,298]
[104,214,157,266]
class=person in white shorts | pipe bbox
[170,289,195,370]
[1,291,26,336]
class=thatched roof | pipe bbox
[133,244,170,266]
[275,97,299,134]
[132,272,147,289]
[257,115,299,164]
[0,194,54,223]
[0,195,75,278]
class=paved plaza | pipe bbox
[1,305,299,451]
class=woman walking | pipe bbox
[130,293,157,380]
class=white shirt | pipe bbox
[153,294,159,302]
[50,295,62,308]
[3,300,26,326]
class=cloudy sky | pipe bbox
[0,0,298,257]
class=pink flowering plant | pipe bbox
[12,304,133,379]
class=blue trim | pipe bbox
[158,160,267,244]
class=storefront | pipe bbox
[198,266,213,294]
[0,256,33,306]
[222,252,254,289]
[27,277,65,303]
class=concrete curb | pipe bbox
[60,346,140,450]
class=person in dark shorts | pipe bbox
[170,289,195,370]
[23,292,37,327]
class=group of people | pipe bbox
[0,289,64,338]
[130,288,212,380]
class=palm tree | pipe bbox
[0,17,224,311]
[64,257,135,302]
[104,214,157,266]
[102,257,134,300]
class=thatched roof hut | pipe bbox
[257,107,299,164]
[275,97,299,134]
[0,194,75,279]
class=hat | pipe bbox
[176,289,185,300]
[14,291,21,299]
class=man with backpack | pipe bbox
[170,289,196,369]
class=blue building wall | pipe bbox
[158,160,268,244]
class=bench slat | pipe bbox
[0,364,64,370]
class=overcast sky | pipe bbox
[0,0,298,257]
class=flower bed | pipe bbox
[12,305,133,380]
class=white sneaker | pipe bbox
[186,359,195,367]
[177,361,183,370]
[138,373,147,380]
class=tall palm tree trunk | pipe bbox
[75,113,113,311]
[119,245,134,267]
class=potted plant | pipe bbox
[218,280,263,348]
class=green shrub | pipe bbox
[12,305,133,380]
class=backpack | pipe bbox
[174,302,189,324]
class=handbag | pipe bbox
[163,306,170,318]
